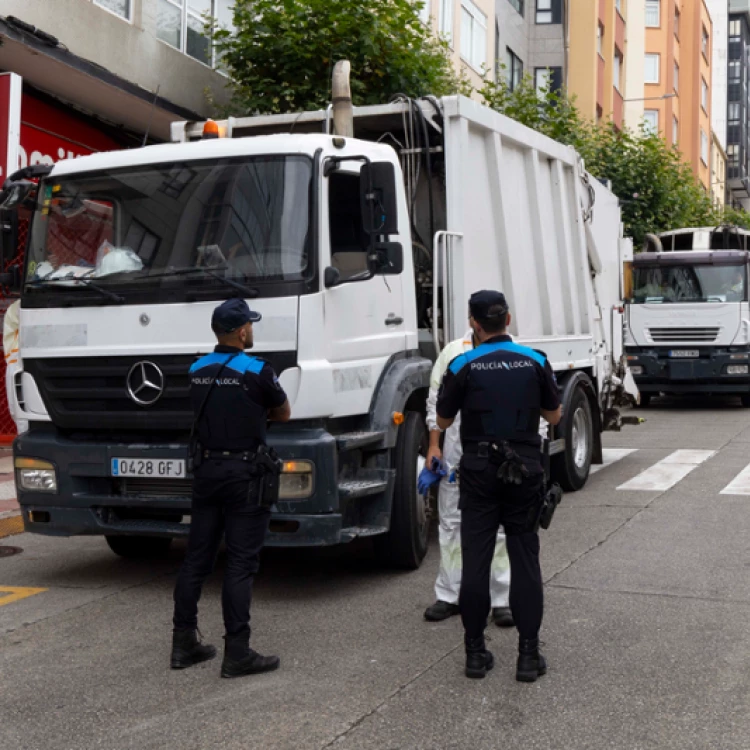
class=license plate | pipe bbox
[111,458,186,478]
[669,350,699,358]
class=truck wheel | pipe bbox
[741,394,750,408]
[105,535,172,559]
[552,385,593,492]
[374,411,429,570]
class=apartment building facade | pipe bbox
[727,1,750,210]
[420,0,496,89]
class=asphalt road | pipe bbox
[2,396,750,750]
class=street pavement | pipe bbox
[1,398,750,749]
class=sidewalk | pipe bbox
[0,448,19,535]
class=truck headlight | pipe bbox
[15,457,58,493]
[279,460,314,499]
[726,365,749,375]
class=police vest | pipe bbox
[189,350,270,451]
[449,340,550,455]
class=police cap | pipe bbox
[211,298,262,333]
[469,290,509,320]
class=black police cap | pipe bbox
[211,298,262,333]
[469,290,509,319]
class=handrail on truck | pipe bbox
[432,231,463,356]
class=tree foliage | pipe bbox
[212,0,460,115]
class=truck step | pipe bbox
[106,519,189,536]
[335,431,386,452]
[338,477,389,500]
[340,524,388,542]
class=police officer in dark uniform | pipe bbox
[170,298,291,678]
[436,291,562,681]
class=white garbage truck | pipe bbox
[0,80,637,567]
[625,226,750,406]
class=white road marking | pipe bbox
[720,463,750,495]
[0,457,13,474]
[590,448,638,475]
[617,449,715,492]
[0,480,17,501]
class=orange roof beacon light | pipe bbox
[202,120,220,139]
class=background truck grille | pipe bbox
[24,351,297,432]
[648,327,720,343]
[116,478,194,498]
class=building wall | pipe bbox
[623,0,646,129]
[422,0,496,90]
[3,0,231,116]
[705,0,728,151]
[726,4,750,209]
[495,0,529,79]
[711,131,727,208]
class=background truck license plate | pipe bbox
[111,458,186,478]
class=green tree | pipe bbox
[212,0,459,115]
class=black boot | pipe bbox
[170,629,217,670]
[516,638,547,683]
[465,636,494,679]
[424,600,460,622]
[220,633,280,679]
[491,607,515,628]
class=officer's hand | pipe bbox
[426,446,442,468]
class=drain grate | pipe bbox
[0,545,22,557]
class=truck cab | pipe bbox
[625,227,750,406]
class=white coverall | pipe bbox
[3,300,27,434]
[425,331,510,607]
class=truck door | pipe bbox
[322,167,407,416]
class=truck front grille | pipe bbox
[648,327,720,343]
[116,478,194,498]
[24,351,297,432]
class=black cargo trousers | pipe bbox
[458,451,545,642]
[173,459,270,638]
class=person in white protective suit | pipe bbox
[424,330,514,627]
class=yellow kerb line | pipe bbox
[0,586,47,607]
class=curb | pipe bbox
[0,514,23,539]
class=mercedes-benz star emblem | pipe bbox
[127,361,165,406]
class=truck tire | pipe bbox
[374,411,429,570]
[105,535,172,559]
[639,393,652,408]
[741,394,750,408]
[552,384,594,492]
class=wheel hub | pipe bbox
[571,406,590,470]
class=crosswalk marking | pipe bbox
[590,448,638,475]
[0,480,16,501]
[720,464,750,495]
[617,449,715,492]
[0,456,13,474]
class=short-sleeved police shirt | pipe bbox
[436,334,560,455]
[189,345,287,452]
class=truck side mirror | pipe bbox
[0,266,21,291]
[360,162,398,236]
[371,242,403,275]
[324,266,341,288]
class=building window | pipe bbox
[729,102,741,122]
[506,48,523,91]
[643,110,659,135]
[645,0,659,27]
[702,25,709,58]
[535,66,562,95]
[94,0,131,19]
[730,19,741,39]
[439,0,454,41]
[644,53,660,84]
[418,0,431,24]
[729,60,741,81]
[158,0,234,66]
[614,48,623,92]
[728,144,739,169]
[461,0,487,71]
[673,62,679,93]
[597,23,604,55]
[701,129,709,165]
[674,6,680,38]
[701,78,708,111]
[508,0,524,16]
[673,115,678,145]
[536,0,561,24]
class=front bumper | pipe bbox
[14,425,344,547]
[626,346,750,394]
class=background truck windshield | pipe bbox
[24,155,313,301]
[631,264,747,303]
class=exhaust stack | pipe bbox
[331,60,354,138]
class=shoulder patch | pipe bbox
[448,353,470,375]
[226,354,264,376]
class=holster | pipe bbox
[534,439,563,531]
[187,438,203,474]
[252,445,283,509]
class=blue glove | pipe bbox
[417,458,447,495]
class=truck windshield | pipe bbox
[24,155,313,304]
[630,264,747,303]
